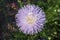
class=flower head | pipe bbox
[15,4,46,35]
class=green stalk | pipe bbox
[18,0,23,7]
[27,0,30,4]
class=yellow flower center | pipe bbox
[26,13,36,25]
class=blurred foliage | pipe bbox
[0,0,60,40]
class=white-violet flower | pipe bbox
[15,4,46,35]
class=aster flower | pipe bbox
[15,4,46,35]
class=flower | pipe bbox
[15,4,46,35]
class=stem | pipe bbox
[27,36,30,40]
[18,0,23,7]
[27,0,30,4]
